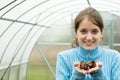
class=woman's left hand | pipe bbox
[87,62,102,74]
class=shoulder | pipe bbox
[101,47,120,57]
[57,47,78,58]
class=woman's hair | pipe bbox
[72,7,104,48]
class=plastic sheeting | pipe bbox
[0,0,120,80]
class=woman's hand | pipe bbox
[74,62,102,74]
[87,62,102,74]
[74,62,88,74]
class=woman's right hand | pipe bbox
[74,62,88,74]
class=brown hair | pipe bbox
[72,7,104,47]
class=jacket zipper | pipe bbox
[87,51,90,79]
[88,51,90,61]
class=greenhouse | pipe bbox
[0,0,120,80]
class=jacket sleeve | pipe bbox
[111,52,120,80]
[56,54,70,80]
[91,51,120,80]
[70,69,85,80]
[56,53,85,80]
[90,69,108,80]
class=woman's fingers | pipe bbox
[97,62,102,67]
[74,62,80,67]
[74,62,88,74]
[75,67,88,74]
[87,62,102,73]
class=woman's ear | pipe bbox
[74,29,77,38]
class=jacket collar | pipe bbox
[77,45,102,60]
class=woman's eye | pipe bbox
[92,30,98,34]
[80,30,87,33]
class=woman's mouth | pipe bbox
[84,40,95,45]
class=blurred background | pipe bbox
[0,0,120,80]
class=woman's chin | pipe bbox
[84,46,95,51]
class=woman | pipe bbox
[56,7,120,80]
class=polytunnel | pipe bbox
[0,0,120,80]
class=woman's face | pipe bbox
[75,17,103,50]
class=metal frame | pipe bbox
[0,0,120,80]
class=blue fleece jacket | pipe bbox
[56,46,120,80]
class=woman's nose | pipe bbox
[86,33,93,40]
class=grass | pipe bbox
[27,65,55,80]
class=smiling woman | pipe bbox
[1,0,120,80]
[56,7,120,80]
[75,17,103,50]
